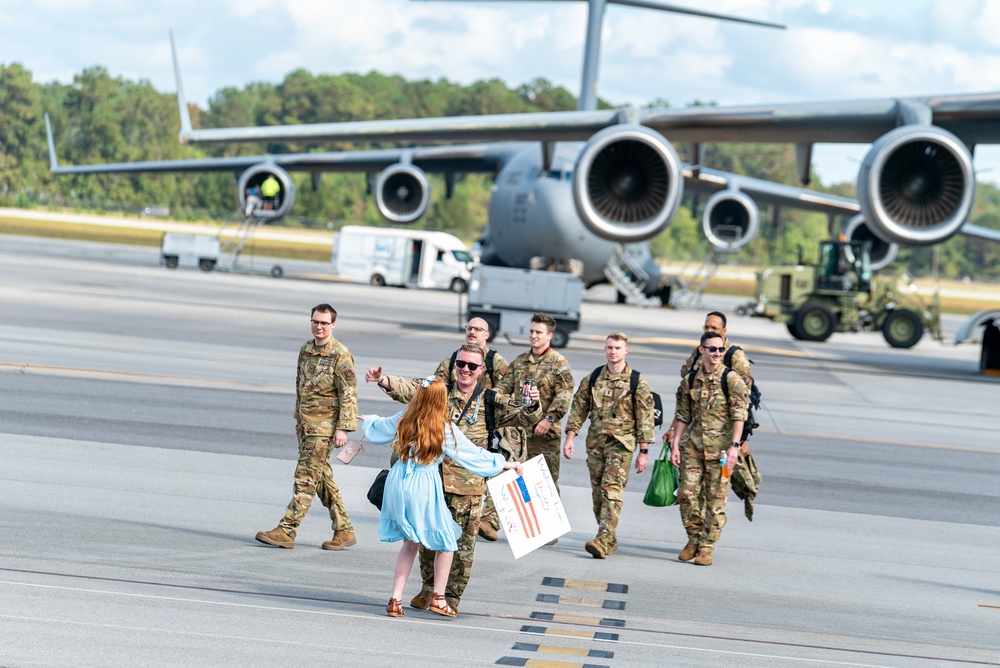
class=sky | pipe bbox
[3,0,1000,186]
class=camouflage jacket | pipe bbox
[494,347,574,440]
[380,375,540,495]
[294,337,358,435]
[679,338,753,389]
[432,346,509,389]
[674,364,749,454]
[566,364,656,451]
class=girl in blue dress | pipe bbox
[362,376,522,618]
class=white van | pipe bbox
[331,226,473,292]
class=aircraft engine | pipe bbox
[572,125,683,243]
[845,214,899,271]
[701,190,759,253]
[376,163,430,224]
[857,125,975,246]
[237,164,296,221]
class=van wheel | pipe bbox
[164,256,179,269]
[450,277,467,293]
[198,259,215,272]
[551,328,570,349]
[270,265,284,279]
[882,309,923,348]
[370,274,386,287]
[483,315,500,342]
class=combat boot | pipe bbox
[678,541,698,561]
[694,548,713,566]
[322,530,357,551]
[255,526,294,549]
[478,524,498,541]
[410,588,432,610]
[585,539,606,559]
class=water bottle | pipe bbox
[720,454,732,479]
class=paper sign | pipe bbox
[487,455,571,559]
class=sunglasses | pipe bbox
[454,360,482,371]
[702,346,725,353]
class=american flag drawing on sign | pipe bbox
[505,476,541,538]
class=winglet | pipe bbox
[170,29,194,144]
[44,113,59,172]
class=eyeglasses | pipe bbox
[465,326,486,333]
[454,360,482,371]
[702,345,725,353]
[310,320,333,328]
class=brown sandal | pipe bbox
[386,598,405,617]
[428,593,457,618]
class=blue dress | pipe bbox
[362,411,506,552]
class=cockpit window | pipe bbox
[451,250,473,263]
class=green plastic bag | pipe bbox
[643,444,679,507]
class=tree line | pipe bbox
[1,62,998,279]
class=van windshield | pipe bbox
[451,250,473,263]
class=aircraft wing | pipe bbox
[176,95,1000,147]
[684,167,860,217]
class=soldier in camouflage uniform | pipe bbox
[494,313,574,513]
[365,344,539,611]
[431,317,511,542]
[563,332,655,559]
[670,331,749,566]
[665,311,754,531]
[256,304,358,551]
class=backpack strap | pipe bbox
[484,388,497,451]
[723,345,739,368]
[629,369,639,395]
[448,351,458,380]
[588,366,603,399]
[485,349,496,384]
[722,367,731,403]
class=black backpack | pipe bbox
[588,366,663,428]
[686,345,761,440]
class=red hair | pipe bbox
[394,380,451,465]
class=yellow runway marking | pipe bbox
[560,580,618,592]
[759,428,1000,455]
[551,596,607,608]
[536,646,593,657]
[0,360,285,392]
[978,603,1000,609]
[579,335,813,359]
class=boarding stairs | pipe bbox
[217,212,267,271]
[603,244,661,307]
[671,249,723,309]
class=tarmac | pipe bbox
[1,235,999,667]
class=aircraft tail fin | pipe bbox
[44,113,59,173]
[170,29,194,144]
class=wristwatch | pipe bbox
[544,416,556,423]
[731,441,740,449]
[639,448,649,454]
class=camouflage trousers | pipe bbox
[527,435,562,496]
[677,441,729,552]
[481,492,500,531]
[278,434,353,537]
[417,492,480,609]
[586,437,634,553]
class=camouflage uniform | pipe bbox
[278,338,357,537]
[494,347,574,493]
[673,364,749,554]
[433,347,511,534]
[379,374,538,609]
[566,364,655,554]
